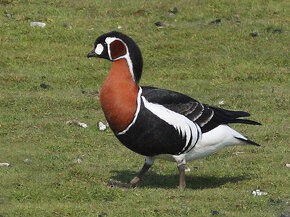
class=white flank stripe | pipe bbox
[142,96,201,153]
[117,88,142,135]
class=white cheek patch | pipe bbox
[95,43,104,55]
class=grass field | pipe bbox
[0,0,289,216]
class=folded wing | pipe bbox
[142,86,261,133]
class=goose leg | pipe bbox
[129,156,154,187]
[173,154,187,190]
[178,164,186,190]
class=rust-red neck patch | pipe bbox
[110,40,127,59]
[100,59,138,133]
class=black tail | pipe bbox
[235,137,261,146]
[230,118,261,125]
[209,106,262,126]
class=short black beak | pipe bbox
[87,50,98,58]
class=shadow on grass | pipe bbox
[110,170,249,189]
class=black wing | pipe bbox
[141,86,261,133]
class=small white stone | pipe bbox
[30,22,46,28]
[0,162,10,167]
[66,120,88,128]
[76,158,82,164]
[24,159,30,163]
[218,100,225,105]
[79,122,88,128]
[98,121,107,131]
[286,163,290,168]
[117,25,122,29]
[252,189,268,196]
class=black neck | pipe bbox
[126,38,143,84]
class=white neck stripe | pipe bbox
[105,37,135,82]
[117,87,142,135]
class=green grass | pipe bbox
[0,0,289,216]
